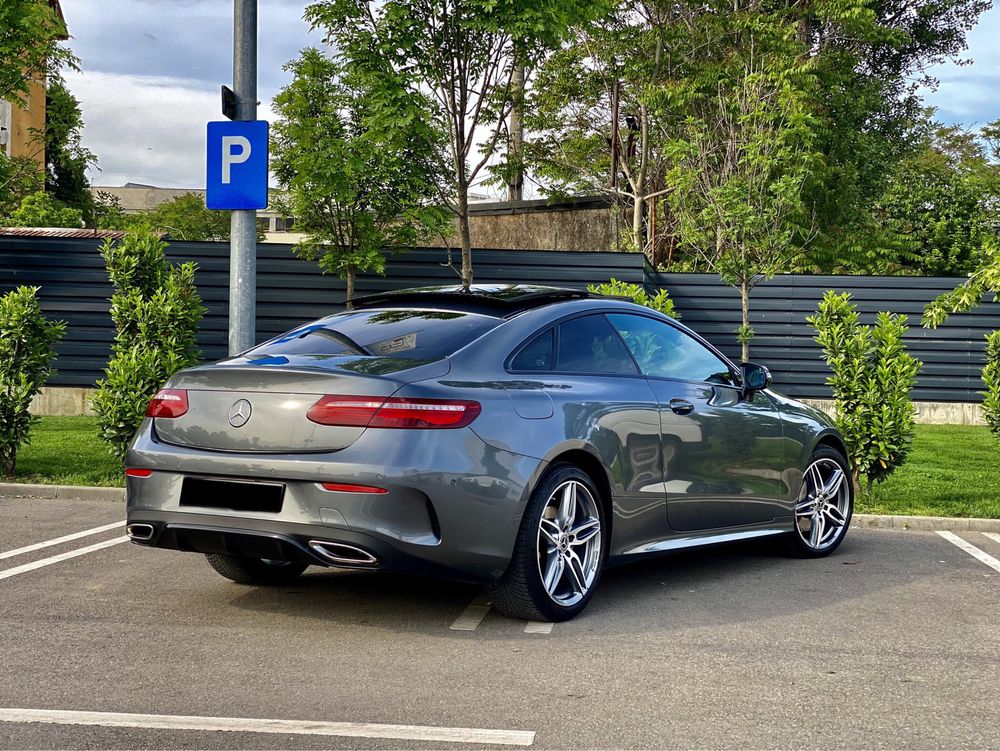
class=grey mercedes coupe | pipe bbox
[125,285,852,621]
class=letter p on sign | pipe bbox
[206,120,268,210]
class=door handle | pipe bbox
[669,398,694,415]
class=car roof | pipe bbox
[350,284,616,318]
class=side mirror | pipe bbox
[740,362,772,393]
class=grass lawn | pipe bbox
[861,424,1000,519]
[5,417,999,517]
[13,416,123,487]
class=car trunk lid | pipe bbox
[153,356,448,453]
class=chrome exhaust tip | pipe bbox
[308,540,378,567]
[126,523,155,541]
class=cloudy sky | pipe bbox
[61,0,1000,190]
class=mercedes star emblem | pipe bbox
[228,399,252,428]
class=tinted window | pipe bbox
[556,315,638,375]
[511,329,554,371]
[250,309,499,360]
[606,313,733,384]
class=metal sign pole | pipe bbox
[229,0,257,355]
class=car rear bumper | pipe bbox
[125,419,544,582]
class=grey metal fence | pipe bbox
[2,235,996,402]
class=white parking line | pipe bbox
[0,522,123,561]
[937,531,1000,575]
[0,708,535,746]
[0,536,129,581]
[984,532,1000,547]
[450,597,492,631]
[524,621,554,634]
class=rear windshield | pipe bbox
[250,309,500,360]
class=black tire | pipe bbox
[205,553,308,585]
[489,463,606,622]
[786,446,854,558]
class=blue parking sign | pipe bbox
[206,120,269,210]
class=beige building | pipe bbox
[89,183,302,243]
[0,0,67,169]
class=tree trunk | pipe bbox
[740,279,751,362]
[631,195,643,252]
[507,63,525,202]
[3,455,14,477]
[345,266,355,310]
[456,185,473,289]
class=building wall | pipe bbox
[2,77,46,168]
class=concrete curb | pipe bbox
[852,513,1000,532]
[0,482,123,502]
[1,483,998,531]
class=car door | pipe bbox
[606,313,785,532]
[508,313,668,554]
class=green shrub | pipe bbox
[808,291,921,492]
[91,230,204,460]
[0,286,65,475]
[922,239,1000,442]
[5,190,83,228]
[587,279,679,319]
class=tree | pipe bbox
[526,1,685,261]
[149,193,233,242]
[43,77,97,223]
[0,154,42,220]
[306,0,596,288]
[664,19,819,360]
[92,229,205,460]
[796,0,991,263]
[4,190,82,228]
[271,47,447,304]
[0,286,64,476]
[0,0,74,104]
[809,291,921,493]
[923,239,1000,441]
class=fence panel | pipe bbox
[2,235,995,401]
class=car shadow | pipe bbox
[221,529,938,635]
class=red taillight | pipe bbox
[145,389,189,418]
[125,468,153,478]
[307,395,481,429]
[320,482,388,494]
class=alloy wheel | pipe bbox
[536,480,602,607]
[795,458,850,551]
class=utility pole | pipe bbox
[229,0,257,355]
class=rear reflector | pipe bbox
[125,468,153,478]
[307,395,481,429]
[146,389,189,418]
[320,482,388,494]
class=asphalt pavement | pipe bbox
[1,495,999,749]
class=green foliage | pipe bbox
[0,286,65,475]
[0,153,42,219]
[43,77,97,223]
[148,193,234,242]
[922,238,1000,441]
[5,190,83,228]
[808,291,921,491]
[271,47,447,302]
[0,0,75,103]
[91,230,205,461]
[587,279,679,319]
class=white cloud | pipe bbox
[68,70,277,188]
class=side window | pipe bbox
[510,329,554,371]
[555,315,638,375]
[606,313,734,384]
